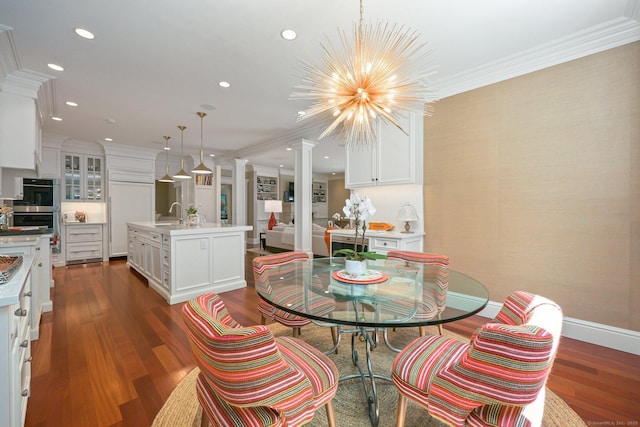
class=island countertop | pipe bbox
[127,221,252,235]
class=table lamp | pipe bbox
[264,200,283,230]
[397,202,419,233]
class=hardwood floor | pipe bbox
[26,255,640,426]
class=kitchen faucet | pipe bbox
[169,202,184,224]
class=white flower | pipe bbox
[342,193,376,223]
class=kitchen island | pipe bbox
[127,222,252,304]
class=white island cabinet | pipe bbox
[127,222,252,304]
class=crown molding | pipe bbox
[434,16,640,99]
[0,24,19,84]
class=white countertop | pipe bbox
[0,253,34,306]
[328,228,425,239]
[128,222,252,235]
[0,235,43,247]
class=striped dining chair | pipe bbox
[182,293,338,427]
[392,291,563,427]
[386,251,449,336]
[253,252,336,344]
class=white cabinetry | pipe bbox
[345,113,423,188]
[108,180,154,257]
[39,147,61,179]
[329,229,425,256]
[0,235,52,340]
[0,254,34,427]
[63,153,104,201]
[65,224,104,264]
[127,222,251,304]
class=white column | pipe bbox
[293,139,316,256]
[214,165,222,223]
[231,159,246,226]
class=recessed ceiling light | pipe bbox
[286,147,292,151]
[51,116,62,121]
[218,81,231,88]
[74,28,95,40]
[332,172,336,175]
[324,156,329,159]
[65,101,78,107]
[279,164,284,168]
[104,138,113,142]
[209,154,215,157]
[47,63,64,71]
[281,29,297,41]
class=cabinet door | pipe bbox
[109,181,154,257]
[64,154,82,200]
[85,156,103,200]
[345,146,375,188]
[376,114,416,185]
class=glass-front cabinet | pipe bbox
[63,153,104,201]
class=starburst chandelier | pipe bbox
[291,0,437,148]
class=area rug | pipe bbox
[153,324,586,427]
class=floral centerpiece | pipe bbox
[333,193,385,273]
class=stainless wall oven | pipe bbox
[12,178,61,253]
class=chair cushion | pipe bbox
[392,335,469,405]
[196,372,283,427]
[428,323,555,427]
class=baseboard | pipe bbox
[476,301,640,356]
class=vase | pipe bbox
[345,259,367,275]
[188,214,199,225]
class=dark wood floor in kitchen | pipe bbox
[25,254,640,427]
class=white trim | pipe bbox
[435,16,640,99]
[475,301,640,356]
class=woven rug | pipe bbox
[153,324,586,427]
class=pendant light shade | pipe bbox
[192,111,213,174]
[173,125,192,179]
[158,135,175,183]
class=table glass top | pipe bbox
[256,257,489,328]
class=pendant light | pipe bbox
[191,111,213,174]
[173,125,192,179]
[158,135,175,183]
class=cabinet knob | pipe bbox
[24,291,32,297]
[20,339,28,348]
[38,262,43,267]
[25,356,33,363]
[36,247,41,251]
[383,242,387,246]
[22,389,29,397]
[14,308,27,317]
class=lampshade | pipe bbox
[158,135,175,183]
[192,112,213,174]
[173,125,192,179]
[264,200,283,213]
[397,202,419,233]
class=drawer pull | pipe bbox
[36,247,41,251]
[24,291,32,297]
[383,242,387,246]
[14,308,27,317]
[20,339,28,348]
[21,389,28,397]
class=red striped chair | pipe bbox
[183,293,338,427]
[385,251,449,336]
[253,252,336,342]
[392,291,562,427]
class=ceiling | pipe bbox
[0,0,638,175]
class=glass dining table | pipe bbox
[256,257,489,426]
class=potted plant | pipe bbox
[186,204,200,225]
[333,193,385,274]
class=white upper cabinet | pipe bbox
[345,112,423,188]
[63,153,104,201]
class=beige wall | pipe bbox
[328,177,350,221]
[423,42,640,331]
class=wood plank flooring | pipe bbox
[25,256,640,426]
